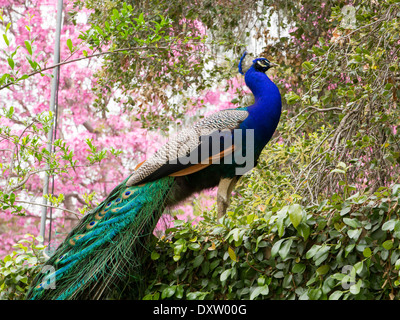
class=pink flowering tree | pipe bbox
[0,0,254,257]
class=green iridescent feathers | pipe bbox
[27,176,175,300]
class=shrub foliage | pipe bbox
[143,179,400,300]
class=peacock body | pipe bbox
[27,53,282,300]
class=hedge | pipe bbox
[3,186,400,300]
[141,184,400,300]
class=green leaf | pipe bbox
[329,290,343,300]
[382,220,396,231]
[271,239,285,258]
[112,8,120,19]
[7,58,14,70]
[363,247,372,258]
[354,261,364,275]
[161,286,176,299]
[279,239,293,259]
[24,40,32,55]
[10,193,15,206]
[292,263,306,274]
[66,39,73,53]
[192,255,204,268]
[349,280,362,295]
[308,288,322,300]
[343,218,358,228]
[306,245,320,259]
[347,229,362,240]
[302,61,313,71]
[3,34,9,46]
[188,243,200,251]
[382,240,393,250]
[316,264,330,275]
[345,243,355,257]
[331,168,346,174]
[220,269,231,282]
[285,91,301,105]
[250,285,269,300]
[340,205,351,216]
[228,246,238,262]
[175,285,184,299]
[297,222,310,240]
[151,251,160,260]
[289,204,303,228]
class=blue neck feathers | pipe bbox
[237,65,282,157]
[245,66,281,110]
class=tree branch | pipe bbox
[0,45,198,91]
[10,199,81,219]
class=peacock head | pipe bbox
[253,58,273,73]
[238,52,275,75]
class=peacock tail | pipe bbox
[27,176,176,300]
[26,52,282,300]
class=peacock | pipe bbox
[26,52,282,300]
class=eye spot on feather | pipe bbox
[35,282,45,290]
[55,253,67,263]
[122,189,136,199]
[106,202,113,208]
[115,197,122,204]
[86,220,98,230]
[69,234,85,246]
[111,207,121,213]
[95,211,106,220]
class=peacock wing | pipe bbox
[126,109,249,186]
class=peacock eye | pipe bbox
[257,60,267,67]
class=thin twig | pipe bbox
[0,199,81,218]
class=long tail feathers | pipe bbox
[27,176,175,300]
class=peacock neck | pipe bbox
[245,66,282,122]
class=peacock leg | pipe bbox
[217,177,239,218]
